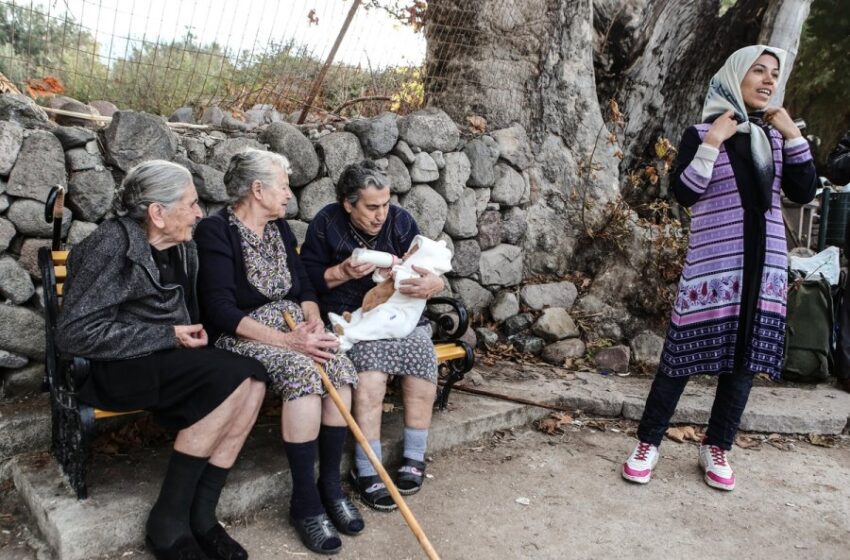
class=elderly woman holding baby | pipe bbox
[194,149,360,556]
[300,160,446,512]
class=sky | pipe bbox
[37,0,426,69]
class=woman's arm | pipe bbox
[781,136,818,204]
[672,112,738,207]
[300,215,375,290]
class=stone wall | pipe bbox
[0,93,663,398]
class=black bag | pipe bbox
[783,270,834,382]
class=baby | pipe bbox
[328,235,453,351]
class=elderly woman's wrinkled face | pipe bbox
[258,166,292,220]
[344,186,391,236]
[160,181,203,244]
[741,54,780,111]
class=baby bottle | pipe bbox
[352,248,399,268]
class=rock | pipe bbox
[103,111,178,172]
[501,206,528,244]
[397,107,460,152]
[89,100,118,117]
[0,218,15,252]
[392,140,416,164]
[50,125,96,150]
[450,239,480,277]
[67,169,114,221]
[444,188,478,239]
[200,106,225,127]
[209,137,266,173]
[0,121,24,175]
[594,345,631,373]
[67,220,98,245]
[400,185,447,239]
[510,334,545,355]
[56,100,100,128]
[0,305,44,360]
[281,195,297,219]
[477,209,502,251]
[6,130,66,202]
[385,155,412,194]
[298,178,336,221]
[221,114,256,132]
[531,308,580,342]
[409,152,439,183]
[432,152,470,203]
[0,256,35,304]
[491,124,533,170]
[65,146,103,172]
[0,195,7,213]
[0,349,27,369]
[463,136,499,187]
[17,238,51,279]
[287,219,309,245]
[0,94,51,128]
[490,162,525,206]
[574,295,623,341]
[541,339,587,366]
[490,292,519,323]
[475,327,499,348]
[168,107,195,123]
[630,330,665,368]
[503,312,533,336]
[479,244,522,286]
[245,104,282,125]
[465,370,484,386]
[196,164,228,203]
[345,112,398,158]
[7,199,72,238]
[520,281,578,310]
[316,132,364,184]
[259,122,319,187]
[474,188,491,218]
[2,362,44,397]
[182,136,207,164]
[430,151,446,169]
[448,278,493,316]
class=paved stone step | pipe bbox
[0,395,50,464]
[10,391,547,560]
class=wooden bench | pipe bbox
[39,186,474,499]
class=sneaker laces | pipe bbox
[709,446,727,466]
[634,442,652,461]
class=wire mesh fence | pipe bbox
[0,0,501,122]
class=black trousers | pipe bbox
[637,371,754,451]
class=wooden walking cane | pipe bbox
[283,312,441,560]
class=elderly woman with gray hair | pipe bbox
[194,149,360,555]
[56,160,268,560]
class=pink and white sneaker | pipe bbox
[621,442,659,484]
[698,443,736,491]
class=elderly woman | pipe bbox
[56,160,267,560]
[194,149,360,555]
[621,46,817,491]
[300,160,446,512]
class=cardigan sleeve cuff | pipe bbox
[784,137,813,165]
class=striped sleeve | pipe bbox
[783,136,812,165]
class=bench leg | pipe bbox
[51,398,95,500]
[436,342,475,410]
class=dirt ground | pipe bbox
[3,422,850,560]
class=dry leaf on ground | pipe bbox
[666,425,701,443]
[535,412,573,435]
[807,433,836,448]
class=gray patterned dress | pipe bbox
[216,210,357,401]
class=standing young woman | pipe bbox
[621,45,817,491]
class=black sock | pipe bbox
[317,425,347,502]
[283,439,323,520]
[146,451,209,547]
[190,463,230,535]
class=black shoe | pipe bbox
[289,513,342,555]
[145,534,210,560]
[194,524,247,560]
[323,495,365,535]
[396,458,426,496]
[349,470,397,512]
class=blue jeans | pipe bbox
[636,371,754,451]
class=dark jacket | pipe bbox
[827,129,850,186]
[57,218,193,360]
[194,208,317,343]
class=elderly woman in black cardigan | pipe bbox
[194,149,360,555]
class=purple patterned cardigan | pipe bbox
[659,124,817,379]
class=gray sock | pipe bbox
[355,439,382,477]
[403,427,428,462]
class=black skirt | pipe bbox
[79,348,267,430]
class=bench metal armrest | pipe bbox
[425,297,469,340]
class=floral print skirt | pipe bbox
[346,324,438,384]
[216,300,358,401]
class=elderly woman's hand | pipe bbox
[282,323,339,363]
[398,265,445,299]
[174,324,209,348]
[338,257,376,281]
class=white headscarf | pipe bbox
[702,45,787,196]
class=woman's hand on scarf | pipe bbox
[704,110,738,148]
[398,265,444,299]
[283,322,339,363]
[764,108,802,140]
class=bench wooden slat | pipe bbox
[435,343,467,363]
[55,265,67,281]
[56,283,63,296]
[94,409,143,420]
[51,250,69,265]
